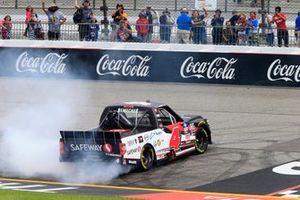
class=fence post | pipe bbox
[14,0,18,9]
[134,0,137,10]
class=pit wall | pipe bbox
[0,40,299,87]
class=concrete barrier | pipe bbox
[0,39,299,86]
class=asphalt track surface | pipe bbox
[0,77,300,198]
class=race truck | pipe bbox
[59,101,211,170]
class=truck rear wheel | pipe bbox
[140,145,155,171]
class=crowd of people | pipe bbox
[0,0,298,47]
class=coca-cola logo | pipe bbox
[180,57,237,80]
[16,52,68,74]
[267,59,300,82]
[96,54,151,77]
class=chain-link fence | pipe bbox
[0,0,298,21]
[0,0,299,46]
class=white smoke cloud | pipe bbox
[0,80,129,183]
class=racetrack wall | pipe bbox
[0,40,300,87]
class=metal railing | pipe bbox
[1,21,298,47]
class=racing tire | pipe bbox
[140,145,156,171]
[195,128,209,154]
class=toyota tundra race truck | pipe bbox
[59,101,211,171]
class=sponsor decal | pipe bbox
[180,57,237,80]
[272,161,300,175]
[154,139,163,147]
[128,160,137,165]
[70,144,102,152]
[138,136,143,143]
[127,138,138,146]
[144,130,163,141]
[118,108,138,114]
[96,54,151,77]
[16,52,68,74]
[127,146,142,155]
[267,59,300,82]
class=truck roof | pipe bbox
[107,101,167,109]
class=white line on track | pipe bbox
[0,181,78,193]
[29,187,78,193]
[1,184,44,189]
[0,182,21,186]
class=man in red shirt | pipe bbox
[136,12,149,42]
[272,6,289,47]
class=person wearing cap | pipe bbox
[159,8,174,43]
[144,6,158,42]
[111,4,128,41]
[42,0,66,40]
[229,11,240,45]
[295,11,300,47]
[211,9,224,45]
[74,0,94,41]
[176,7,192,44]
[272,6,288,47]
[112,4,128,26]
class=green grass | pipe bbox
[0,190,136,200]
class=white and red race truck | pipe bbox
[59,101,211,170]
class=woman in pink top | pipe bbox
[23,5,33,37]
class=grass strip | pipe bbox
[0,189,136,200]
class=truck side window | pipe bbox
[157,108,176,126]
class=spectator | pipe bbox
[272,6,288,47]
[86,14,99,41]
[111,4,128,41]
[159,8,174,43]
[27,13,44,40]
[295,11,300,47]
[111,4,128,28]
[266,14,274,46]
[116,20,141,42]
[144,6,158,42]
[229,10,240,45]
[74,0,94,41]
[176,7,192,44]
[247,11,259,46]
[223,21,235,45]
[191,8,208,44]
[211,9,224,45]
[237,13,248,45]
[42,0,66,40]
[23,5,33,37]
[136,12,149,42]
[0,15,12,39]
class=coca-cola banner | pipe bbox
[0,46,299,86]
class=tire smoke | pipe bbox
[0,80,129,183]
